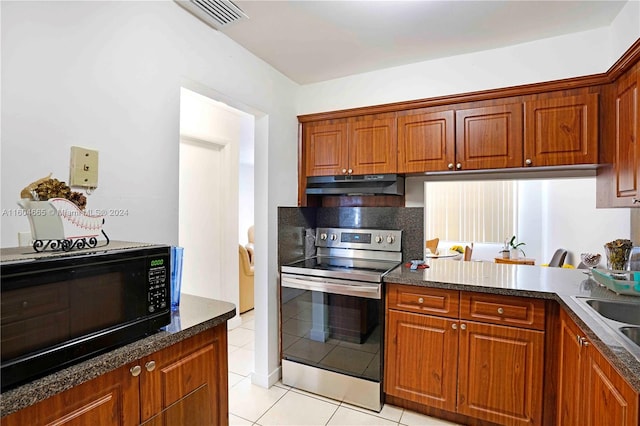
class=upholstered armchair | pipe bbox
[246,225,255,265]
[238,244,254,313]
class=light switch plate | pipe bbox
[70,146,99,188]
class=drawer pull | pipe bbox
[130,365,142,377]
[497,307,504,315]
[452,323,458,330]
[460,323,466,330]
[145,361,156,372]
[418,297,424,304]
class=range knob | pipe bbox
[329,234,337,241]
[375,235,384,244]
[320,233,328,241]
[386,235,395,244]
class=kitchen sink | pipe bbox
[620,327,640,346]
[585,299,640,326]
[573,296,640,359]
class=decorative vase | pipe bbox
[500,250,510,259]
[510,248,520,259]
[604,245,631,271]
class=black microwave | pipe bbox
[0,243,172,391]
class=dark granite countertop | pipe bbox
[0,294,236,417]
[384,260,640,392]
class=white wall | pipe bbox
[1,1,298,388]
[239,163,255,244]
[518,178,629,266]
[297,6,639,114]
[297,28,610,114]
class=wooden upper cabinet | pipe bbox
[348,116,397,175]
[612,66,639,206]
[303,115,396,177]
[524,93,599,166]
[397,110,455,173]
[304,122,349,176]
[455,103,524,170]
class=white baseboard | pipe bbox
[251,366,281,389]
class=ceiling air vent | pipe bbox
[175,0,248,30]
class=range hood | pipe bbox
[306,174,404,196]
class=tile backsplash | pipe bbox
[278,207,423,266]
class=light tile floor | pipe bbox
[228,310,461,426]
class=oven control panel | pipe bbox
[316,227,402,252]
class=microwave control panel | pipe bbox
[148,265,168,312]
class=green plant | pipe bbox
[507,235,526,256]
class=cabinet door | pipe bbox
[612,67,639,206]
[385,309,458,412]
[524,93,598,166]
[556,309,586,426]
[349,116,397,175]
[457,321,544,426]
[397,111,455,173]
[0,364,139,426]
[584,343,639,426]
[455,103,523,170]
[304,122,349,176]
[139,325,228,425]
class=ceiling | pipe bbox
[215,0,628,84]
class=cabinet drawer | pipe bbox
[387,284,459,318]
[460,292,545,330]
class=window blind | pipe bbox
[424,181,517,243]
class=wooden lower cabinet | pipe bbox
[1,364,139,426]
[557,309,639,426]
[1,325,228,426]
[457,321,544,425]
[385,284,545,425]
[385,309,458,412]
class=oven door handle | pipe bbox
[281,274,381,299]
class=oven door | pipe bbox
[280,273,382,383]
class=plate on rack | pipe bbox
[425,250,463,260]
[591,269,640,296]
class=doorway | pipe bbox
[178,87,255,328]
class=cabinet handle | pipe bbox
[145,361,156,372]
[580,337,590,347]
[342,168,347,174]
[456,163,462,170]
[525,158,533,166]
[452,323,458,330]
[130,365,142,377]
[460,323,466,330]
[448,163,454,170]
[418,297,424,304]
[497,307,504,315]
[633,198,639,204]
[347,169,353,174]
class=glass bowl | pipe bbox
[581,253,601,268]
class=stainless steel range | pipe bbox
[280,227,402,412]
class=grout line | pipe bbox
[253,387,290,425]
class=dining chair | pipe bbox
[464,243,474,261]
[548,249,568,267]
[426,238,439,254]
